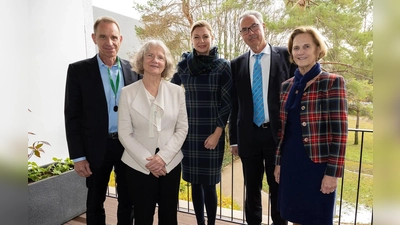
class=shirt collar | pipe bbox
[250,44,271,57]
[96,54,119,68]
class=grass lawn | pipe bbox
[340,116,373,207]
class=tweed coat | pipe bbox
[171,52,232,185]
[275,72,348,177]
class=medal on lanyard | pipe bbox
[108,57,120,112]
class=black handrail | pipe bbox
[107,128,373,225]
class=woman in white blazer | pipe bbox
[118,40,188,225]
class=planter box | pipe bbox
[28,169,87,225]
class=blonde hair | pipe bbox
[131,40,175,78]
[190,20,213,37]
[287,26,328,63]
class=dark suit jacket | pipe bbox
[64,55,140,168]
[229,45,296,158]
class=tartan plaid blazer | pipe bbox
[275,72,348,177]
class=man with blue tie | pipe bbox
[229,10,296,225]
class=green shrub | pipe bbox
[28,157,74,182]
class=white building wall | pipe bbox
[27,0,95,165]
[1,0,29,170]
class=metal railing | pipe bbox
[107,128,373,225]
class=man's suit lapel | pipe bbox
[240,51,251,88]
[269,45,280,83]
[241,51,253,100]
[88,56,108,109]
[121,59,134,86]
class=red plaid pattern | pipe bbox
[275,72,348,177]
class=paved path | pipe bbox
[220,159,273,223]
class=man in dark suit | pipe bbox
[64,16,140,225]
[229,10,295,225]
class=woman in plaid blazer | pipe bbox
[273,26,348,225]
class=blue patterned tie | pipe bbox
[252,53,265,127]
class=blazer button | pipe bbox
[302,122,307,126]
[304,137,309,142]
[301,106,306,110]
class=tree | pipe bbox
[346,78,373,144]
[133,0,276,60]
[133,0,373,140]
[272,0,373,142]
[133,0,193,58]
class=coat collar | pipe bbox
[132,80,166,125]
[120,58,135,84]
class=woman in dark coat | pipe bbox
[171,20,232,225]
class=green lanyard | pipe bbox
[108,57,120,112]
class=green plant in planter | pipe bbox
[27,109,74,183]
[28,157,74,182]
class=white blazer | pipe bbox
[118,79,188,174]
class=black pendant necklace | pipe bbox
[113,105,118,112]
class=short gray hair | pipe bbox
[93,16,120,34]
[238,10,264,28]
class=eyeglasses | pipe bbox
[239,23,260,35]
[145,53,165,62]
